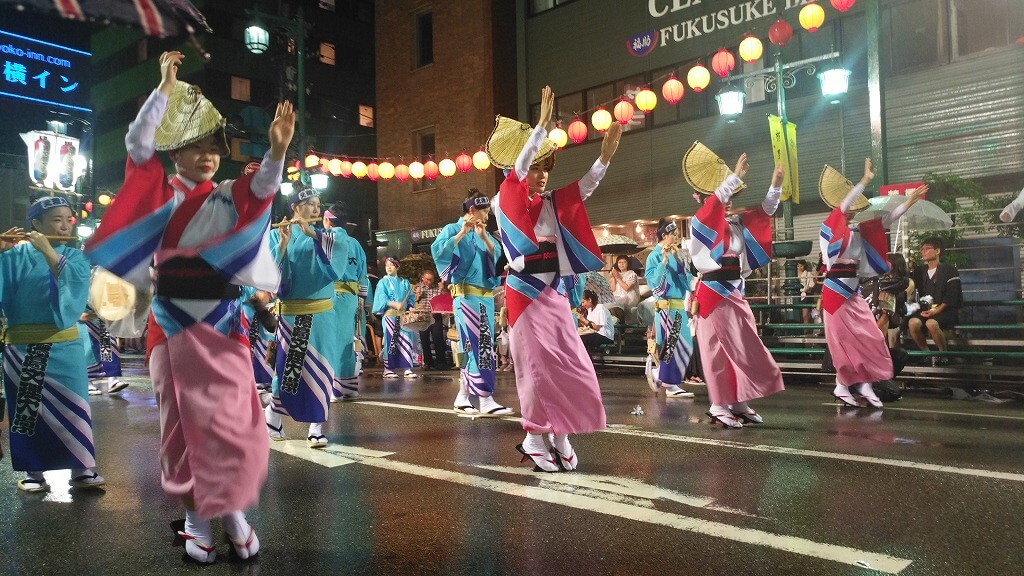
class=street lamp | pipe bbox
[310,172,329,190]
[245,6,310,185]
[715,82,746,119]
[818,63,851,102]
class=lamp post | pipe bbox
[245,6,310,186]
[727,48,845,318]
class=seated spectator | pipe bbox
[908,237,962,363]
[578,289,615,351]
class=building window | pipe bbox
[359,105,374,128]
[415,11,433,68]
[951,0,1024,58]
[886,0,942,73]
[319,0,335,11]
[231,76,251,102]
[529,0,577,16]
[585,83,615,141]
[555,91,583,126]
[319,42,336,65]
[615,75,648,132]
[414,127,435,192]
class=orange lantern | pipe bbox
[567,117,588,144]
[395,163,410,182]
[738,35,763,63]
[438,158,457,177]
[711,49,735,78]
[548,126,568,148]
[320,158,330,173]
[339,159,353,178]
[662,74,684,104]
[423,160,439,180]
[367,162,380,181]
[455,151,473,173]
[327,158,343,176]
[769,19,793,46]
[831,0,855,12]
[351,161,367,178]
[378,161,395,180]
[800,2,825,32]
[635,88,657,113]
[304,153,320,168]
[613,98,634,125]
[687,63,711,92]
[591,107,612,132]
[409,161,424,179]
[472,150,490,171]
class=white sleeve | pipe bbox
[1000,185,1024,222]
[125,90,168,166]
[250,152,286,200]
[714,174,744,205]
[514,125,549,181]
[578,158,609,201]
[762,185,783,216]
[839,183,866,214]
[882,199,911,228]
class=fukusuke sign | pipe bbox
[1,29,90,112]
[629,0,820,57]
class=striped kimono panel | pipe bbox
[272,314,334,423]
[85,316,121,378]
[455,295,497,396]
[655,307,693,385]
[333,235,367,389]
[372,275,415,371]
[819,209,891,314]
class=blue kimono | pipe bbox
[372,275,415,371]
[1,244,95,472]
[239,286,275,386]
[331,235,367,397]
[269,226,349,423]
[644,246,693,385]
[431,219,503,396]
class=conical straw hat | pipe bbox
[154,81,228,153]
[682,141,746,195]
[89,267,137,322]
[818,165,868,211]
[485,116,556,170]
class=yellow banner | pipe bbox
[768,114,799,204]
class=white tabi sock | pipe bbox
[308,422,323,437]
[182,509,215,563]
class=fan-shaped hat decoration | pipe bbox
[682,141,746,195]
[485,116,556,171]
[154,81,229,154]
[818,165,869,211]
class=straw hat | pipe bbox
[682,141,746,195]
[485,116,556,170]
[153,81,228,154]
[818,165,868,211]
[89,267,137,322]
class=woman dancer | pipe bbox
[1,197,105,492]
[85,51,294,563]
[688,156,785,428]
[610,255,640,323]
[644,219,697,398]
[83,305,130,395]
[494,86,621,471]
[266,190,350,447]
[432,189,513,416]
[819,160,925,408]
[372,257,417,379]
[324,202,367,401]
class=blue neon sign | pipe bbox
[0,29,91,113]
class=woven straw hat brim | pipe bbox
[818,165,868,211]
[485,116,556,170]
[682,141,746,195]
[154,81,228,154]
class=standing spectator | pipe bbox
[797,260,817,324]
[908,237,962,363]
[414,270,450,370]
[609,255,641,323]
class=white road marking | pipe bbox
[268,444,911,573]
[355,400,1024,483]
[268,440,394,466]
[819,403,1024,421]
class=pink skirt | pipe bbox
[149,323,269,519]
[509,286,606,435]
[697,291,784,406]
[824,294,893,385]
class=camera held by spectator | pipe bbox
[905,295,934,317]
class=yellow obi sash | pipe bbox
[451,283,493,298]
[3,324,80,344]
[333,281,360,295]
[654,298,686,311]
[276,298,333,316]
[384,309,403,317]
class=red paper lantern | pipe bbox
[395,163,410,182]
[423,160,439,180]
[613,98,634,125]
[662,74,684,104]
[830,0,855,12]
[768,19,793,46]
[455,151,473,173]
[366,162,380,181]
[567,117,588,144]
[339,159,353,178]
[711,49,735,78]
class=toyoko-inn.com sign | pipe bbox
[1,29,90,112]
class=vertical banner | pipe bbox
[768,114,799,204]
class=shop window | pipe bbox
[231,76,251,102]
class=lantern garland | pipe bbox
[303,5,849,184]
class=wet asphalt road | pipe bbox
[1,359,1023,575]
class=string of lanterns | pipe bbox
[298,0,852,183]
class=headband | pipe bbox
[463,196,491,212]
[27,196,71,222]
[657,221,677,239]
[385,257,400,267]
[288,187,319,207]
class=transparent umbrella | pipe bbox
[856,196,952,231]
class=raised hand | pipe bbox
[269,101,296,162]
[733,153,749,180]
[771,163,785,188]
[860,158,875,185]
[157,51,184,96]
[600,123,622,165]
[538,85,555,131]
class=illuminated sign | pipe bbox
[1,29,90,112]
